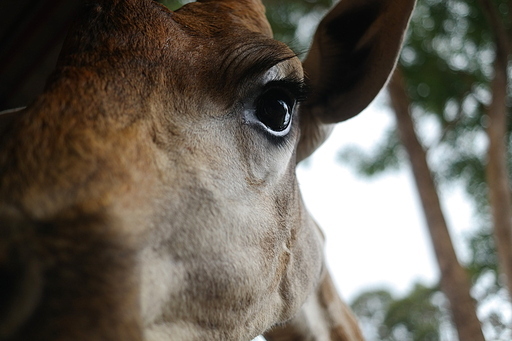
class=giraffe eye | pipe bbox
[255,88,295,134]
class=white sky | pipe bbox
[296,94,476,302]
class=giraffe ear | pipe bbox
[297,0,415,162]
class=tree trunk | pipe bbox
[388,68,485,341]
[478,0,512,302]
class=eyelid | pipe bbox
[262,76,309,103]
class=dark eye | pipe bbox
[255,88,295,133]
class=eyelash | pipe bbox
[262,77,309,104]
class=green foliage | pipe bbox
[444,153,488,211]
[351,284,444,341]
[398,0,502,211]
[385,284,442,341]
[263,0,334,53]
[351,290,394,340]
[466,227,499,282]
[338,128,405,177]
[402,0,493,115]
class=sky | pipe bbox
[296,93,476,302]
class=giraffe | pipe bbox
[0,0,415,340]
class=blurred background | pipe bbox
[1,0,511,340]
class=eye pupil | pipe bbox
[255,89,294,133]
